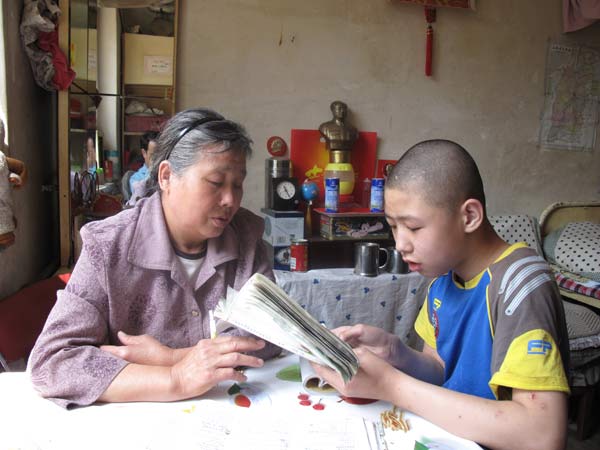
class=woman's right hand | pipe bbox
[169,335,266,399]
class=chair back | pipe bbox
[0,274,70,371]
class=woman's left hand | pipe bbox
[101,331,176,366]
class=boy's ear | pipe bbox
[461,198,484,234]
[157,161,172,191]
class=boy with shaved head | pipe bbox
[312,140,570,450]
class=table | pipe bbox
[275,269,429,349]
[0,354,481,449]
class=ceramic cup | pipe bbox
[385,247,409,274]
[354,242,388,277]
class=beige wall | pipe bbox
[177,0,600,217]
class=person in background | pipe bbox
[29,108,280,407]
[312,140,570,450]
[84,132,98,174]
[129,130,158,195]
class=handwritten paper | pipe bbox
[143,55,172,75]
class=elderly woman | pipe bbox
[29,108,280,407]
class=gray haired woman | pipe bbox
[29,108,280,407]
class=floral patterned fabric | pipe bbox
[489,215,543,255]
[274,269,429,350]
[544,222,600,282]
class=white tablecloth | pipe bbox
[0,354,481,450]
[275,269,429,349]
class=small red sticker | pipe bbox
[234,394,251,408]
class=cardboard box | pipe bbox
[316,208,390,240]
[264,243,292,271]
[123,33,174,86]
[261,209,304,246]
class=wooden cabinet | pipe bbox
[57,0,178,267]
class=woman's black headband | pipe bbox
[163,116,222,161]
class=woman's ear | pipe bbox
[157,161,172,191]
[461,198,484,234]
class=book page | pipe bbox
[215,273,359,382]
[224,407,378,450]
[300,356,338,395]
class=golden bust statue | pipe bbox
[318,101,358,154]
[318,101,358,196]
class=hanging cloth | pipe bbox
[37,29,75,90]
[20,0,74,91]
[563,0,600,32]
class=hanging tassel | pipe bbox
[424,7,436,77]
[425,25,433,76]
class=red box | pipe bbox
[125,115,169,132]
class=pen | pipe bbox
[209,309,217,339]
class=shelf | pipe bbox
[123,84,173,100]
[307,235,396,269]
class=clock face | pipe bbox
[276,180,296,200]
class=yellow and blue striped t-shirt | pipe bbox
[415,243,570,399]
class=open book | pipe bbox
[215,273,359,383]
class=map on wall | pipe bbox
[539,43,600,151]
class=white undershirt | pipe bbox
[176,253,205,287]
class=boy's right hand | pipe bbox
[333,324,403,367]
[310,346,398,401]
